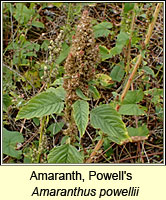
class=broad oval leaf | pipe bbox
[72,100,89,137]
[16,92,64,120]
[119,104,146,115]
[3,128,24,159]
[110,64,125,82]
[48,144,83,163]
[90,104,131,144]
[93,22,112,38]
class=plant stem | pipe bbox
[37,116,46,163]
[125,3,137,74]
[120,54,142,102]
[86,138,104,163]
[144,3,162,46]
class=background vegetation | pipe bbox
[2,2,163,164]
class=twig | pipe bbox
[142,141,150,163]
[20,118,26,133]
[144,142,163,149]
[95,143,116,161]
[85,130,94,143]
[38,82,46,93]
[113,151,163,163]
[86,138,104,163]
[16,132,38,150]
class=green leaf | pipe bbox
[127,125,149,142]
[46,86,66,100]
[3,128,24,159]
[3,94,12,112]
[124,3,135,13]
[22,41,33,50]
[14,3,35,24]
[47,122,64,136]
[33,117,40,126]
[26,52,37,57]
[123,90,144,104]
[34,43,40,51]
[119,104,146,115]
[110,32,129,56]
[51,77,64,87]
[90,104,131,144]
[16,92,64,120]
[93,22,113,38]
[96,73,114,87]
[41,40,50,51]
[127,125,149,137]
[110,63,125,82]
[61,136,70,145]
[99,45,112,61]
[88,85,101,99]
[144,88,163,105]
[103,138,114,157]
[155,105,163,118]
[56,42,70,65]
[48,144,83,163]
[31,20,44,28]
[110,46,123,56]
[72,100,89,137]
[142,66,155,77]
[121,125,149,144]
[116,31,129,46]
[144,88,163,97]
[119,90,146,115]
[76,88,90,100]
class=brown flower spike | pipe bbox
[63,10,100,142]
